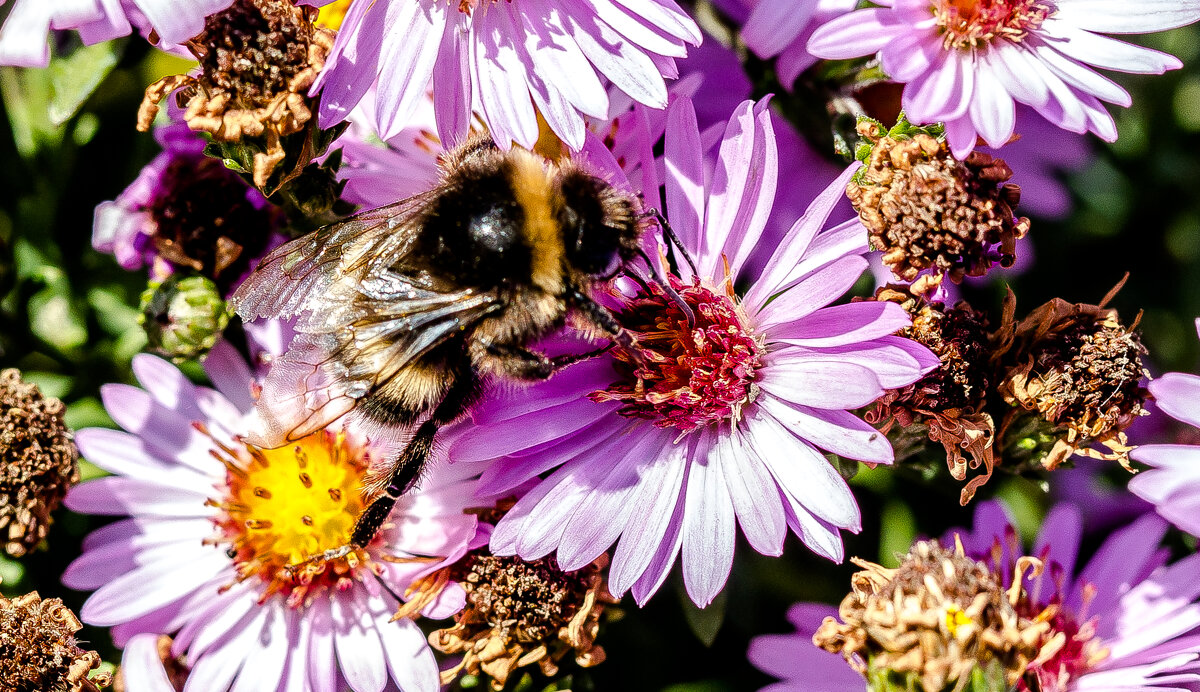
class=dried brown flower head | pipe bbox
[0,591,111,692]
[995,280,1149,471]
[814,540,1051,692]
[420,552,614,690]
[138,0,335,188]
[112,636,187,692]
[865,287,998,504]
[848,120,1030,292]
[0,369,79,557]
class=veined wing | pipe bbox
[230,192,438,323]
[230,195,502,445]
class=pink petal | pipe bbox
[680,432,737,606]
[768,301,912,346]
[608,440,690,597]
[663,96,707,262]
[760,396,894,464]
[806,8,906,60]
[715,429,786,556]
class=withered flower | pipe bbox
[404,549,614,690]
[138,0,335,189]
[865,287,998,504]
[848,119,1030,292]
[814,540,1051,692]
[0,591,111,692]
[995,280,1149,472]
[0,369,79,557]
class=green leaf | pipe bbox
[48,40,121,125]
[879,501,917,568]
[1,65,58,158]
[678,582,728,647]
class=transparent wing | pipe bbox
[230,195,501,446]
[230,193,438,322]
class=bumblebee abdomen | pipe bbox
[359,351,466,427]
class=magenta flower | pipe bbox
[708,0,856,86]
[1129,318,1200,536]
[92,114,281,288]
[808,0,1200,156]
[0,0,232,67]
[62,344,487,692]
[747,603,870,692]
[309,0,700,151]
[752,500,1200,691]
[449,96,937,607]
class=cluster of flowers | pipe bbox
[4,0,1200,690]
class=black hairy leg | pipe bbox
[290,363,480,569]
[483,341,616,380]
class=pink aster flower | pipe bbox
[449,95,938,607]
[309,0,700,151]
[752,500,1200,691]
[1129,318,1200,536]
[708,0,857,86]
[62,343,487,692]
[807,0,1200,156]
[0,0,232,67]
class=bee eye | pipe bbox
[559,175,623,276]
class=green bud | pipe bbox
[139,274,230,362]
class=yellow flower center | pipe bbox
[207,428,374,608]
[315,0,353,30]
[945,604,974,636]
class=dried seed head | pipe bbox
[430,552,614,690]
[137,0,335,188]
[0,591,111,692]
[0,369,79,557]
[996,284,1149,471]
[848,120,1030,290]
[814,541,1050,692]
[866,287,999,504]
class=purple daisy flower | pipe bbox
[1129,318,1200,536]
[708,0,857,86]
[751,500,1200,691]
[308,0,700,151]
[0,0,232,67]
[807,0,1200,156]
[92,114,281,287]
[449,95,937,607]
[63,343,488,692]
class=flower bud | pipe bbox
[139,274,230,362]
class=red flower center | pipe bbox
[590,276,764,434]
[934,0,1052,49]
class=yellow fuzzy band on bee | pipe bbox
[509,150,564,294]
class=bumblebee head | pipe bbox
[557,171,642,277]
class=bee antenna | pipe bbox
[649,209,699,278]
[634,247,695,328]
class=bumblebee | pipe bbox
[231,134,646,559]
